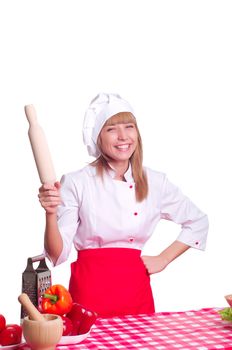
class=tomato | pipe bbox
[0,314,6,332]
[61,316,73,336]
[0,324,22,346]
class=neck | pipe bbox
[108,160,129,180]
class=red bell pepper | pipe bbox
[66,303,84,335]
[78,308,98,335]
[61,316,73,336]
[42,284,73,316]
[66,303,97,335]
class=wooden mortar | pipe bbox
[18,293,63,350]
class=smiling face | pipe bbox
[98,112,138,167]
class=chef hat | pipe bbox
[83,92,135,157]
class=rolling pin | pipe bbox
[25,104,56,184]
[18,293,45,322]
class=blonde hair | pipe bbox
[91,112,148,202]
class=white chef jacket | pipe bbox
[53,164,208,266]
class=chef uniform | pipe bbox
[51,93,209,317]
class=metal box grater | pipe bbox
[20,254,52,322]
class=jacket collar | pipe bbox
[107,162,133,182]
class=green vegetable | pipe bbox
[218,307,232,321]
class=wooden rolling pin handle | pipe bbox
[24,105,37,125]
[18,293,45,322]
[24,104,56,184]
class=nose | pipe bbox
[117,126,128,140]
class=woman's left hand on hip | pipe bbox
[141,255,168,274]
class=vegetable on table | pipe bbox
[61,316,73,336]
[0,324,22,346]
[42,284,73,316]
[66,303,97,335]
[219,307,232,321]
[0,314,6,333]
[78,308,98,335]
[66,303,83,335]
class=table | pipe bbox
[20,308,232,349]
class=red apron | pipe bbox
[69,247,155,317]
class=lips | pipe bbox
[115,144,131,151]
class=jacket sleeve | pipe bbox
[160,175,209,250]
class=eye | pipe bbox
[106,127,115,132]
[126,124,134,128]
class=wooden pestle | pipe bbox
[18,293,45,322]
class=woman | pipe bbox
[39,93,209,317]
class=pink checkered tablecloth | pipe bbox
[20,308,232,349]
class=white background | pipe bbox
[0,0,231,323]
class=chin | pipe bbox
[114,153,133,161]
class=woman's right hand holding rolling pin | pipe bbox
[39,181,63,264]
[38,182,61,214]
